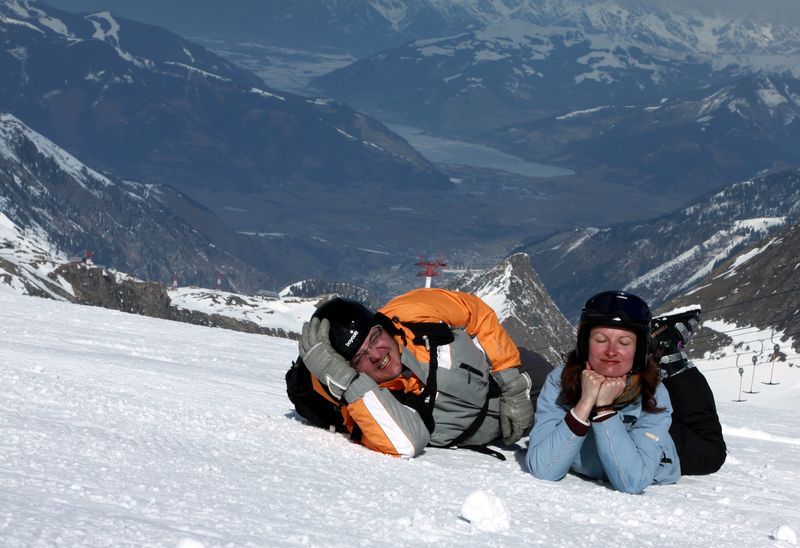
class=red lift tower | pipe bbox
[416,256,447,288]
[82,250,94,268]
[216,271,224,291]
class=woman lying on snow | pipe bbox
[526,290,726,494]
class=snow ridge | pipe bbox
[371,0,800,76]
[0,114,112,197]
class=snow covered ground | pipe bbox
[2,291,799,547]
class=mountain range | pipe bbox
[483,73,800,195]
[0,204,575,366]
[5,178,799,365]
[312,6,800,198]
[0,0,448,200]
[311,1,800,113]
[518,168,800,321]
[4,0,800,333]
[33,1,800,200]
[0,102,674,302]
[73,0,798,233]
[40,1,800,60]
[0,0,482,293]
[0,113,270,290]
[665,218,800,360]
[0,113,409,291]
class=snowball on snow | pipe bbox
[175,539,205,548]
[460,489,510,532]
[772,525,798,544]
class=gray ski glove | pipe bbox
[299,317,359,401]
[495,368,534,445]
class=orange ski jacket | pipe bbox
[333,288,522,457]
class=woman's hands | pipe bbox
[573,364,626,421]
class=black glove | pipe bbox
[299,317,358,400]
[495,368,534,444]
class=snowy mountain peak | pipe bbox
[450,253,574,364]
[520,169,800,322]
[1,113,112,195]
[1,0,73,38]
[688,75,800,125]
[0,0,258,84]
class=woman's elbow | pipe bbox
[610,475,650,494]
[616,483,646,495]
[525,454,566,482]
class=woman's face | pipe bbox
[349,325,403,384]
[587,326,637,378]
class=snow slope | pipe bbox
[1,292,799,546]
[0,211,319,337]
[168,286,318,335]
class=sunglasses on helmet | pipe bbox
[583,291,651,322]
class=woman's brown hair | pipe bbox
[557,349,665,414]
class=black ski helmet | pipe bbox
[312,297,377,361]
[576,290,653,373]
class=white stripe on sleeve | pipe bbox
[361,390,417,458]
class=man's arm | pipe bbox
[301,317,430,457]
[380,288,520,372]
[343,376,431,458]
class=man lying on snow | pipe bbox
[287,288,539,458]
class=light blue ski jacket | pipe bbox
[526,366,681,494]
